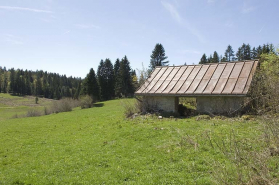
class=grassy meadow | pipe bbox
[0,94,278,184]
[0,94,53,121]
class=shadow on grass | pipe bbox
[93,103,104,107]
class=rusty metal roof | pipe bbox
[135,60,258,97]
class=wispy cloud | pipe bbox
[207,0,216,3]
[225,21,234,28]
[161,1,182,24]
[5,34,23,45]
[241,2,256,14]
[75,24,100,29]
[259,26,264,33]
[64,30,71,34]
[161,1,205,43]
[180,49,202,55]
[0,6,53,13]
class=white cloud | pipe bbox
[5,34,23,45]
[161,1,205,43]
[0,6,53,13]
[241,2,256,14]
[75,24,100,29]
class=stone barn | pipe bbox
[135,60,258,114]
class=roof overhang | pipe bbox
[135,60,258,97]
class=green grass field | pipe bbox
[0,93,53,121]
[0,95,276,184]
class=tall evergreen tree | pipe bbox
[116,56,134,97]
[236,44,245,61]
[224,45,235,62]
[149,43,169,71]
[3,73,8,93]
[86,68,99,101]
[97,59,115,100]
[212,51,219,63]
[199,54,207,64]
[244,44,251,60]
[0,70,2,93]
[251,47,257,59]
[207,54,213,63]
[9,68,16,94]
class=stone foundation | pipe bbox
[196,96,244,114]
[143,96,178,112]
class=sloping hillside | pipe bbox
[0,98,275,184]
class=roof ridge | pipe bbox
[155,60,259,68]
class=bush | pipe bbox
[80,95,94,109]
[249,51,279,114]
[121,99,139,118]
[46,98,81,114]
[26,109,43,117]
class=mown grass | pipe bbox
[0,98,268,184]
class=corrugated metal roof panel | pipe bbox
[135,60,258,96]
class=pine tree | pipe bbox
[3,73,8,93]
[207,55,213,63]
[98,59,115,100]
[244,44,251,60]
[236,44,246,61]
[114,59,121,97]
[256,45,262,58]
[116,56,134,97]
[212,51,219,63]
[149,43,169,71]
[199,54,207,64]
[0,70,2,93]
[86,68,99,101]
[251,47,257,59]
[224,45,235,62]
[9,68,16,94]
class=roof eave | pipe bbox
[135,93,248,97]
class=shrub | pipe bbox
[46,98,81,114]
[249,51,279,114]
[121,99,139,118]
[26,109,43,117]
[80,95,94,109]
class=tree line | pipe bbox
[199,43,276,64]
[0,56,138,101]
[0,67,82,99]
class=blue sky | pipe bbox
[0,0,278,78]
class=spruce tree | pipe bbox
[207,55,213,63]
[87,68,99,101]
[116,56,134,97]
[244,44,251,60]
[98,59,115,100]
[114,59,121,97]
[212,51,219,63]
[0,70,2,93]
[199,54,207,64]
[149,43,169,71]
[9,68,16,94]
[224,45,235,62]
[251,47,257,59]
[3,73,8,93]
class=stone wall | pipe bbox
[196,96,244,114]
[143,96,178,112]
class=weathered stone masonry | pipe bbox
[143,96,178,112]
